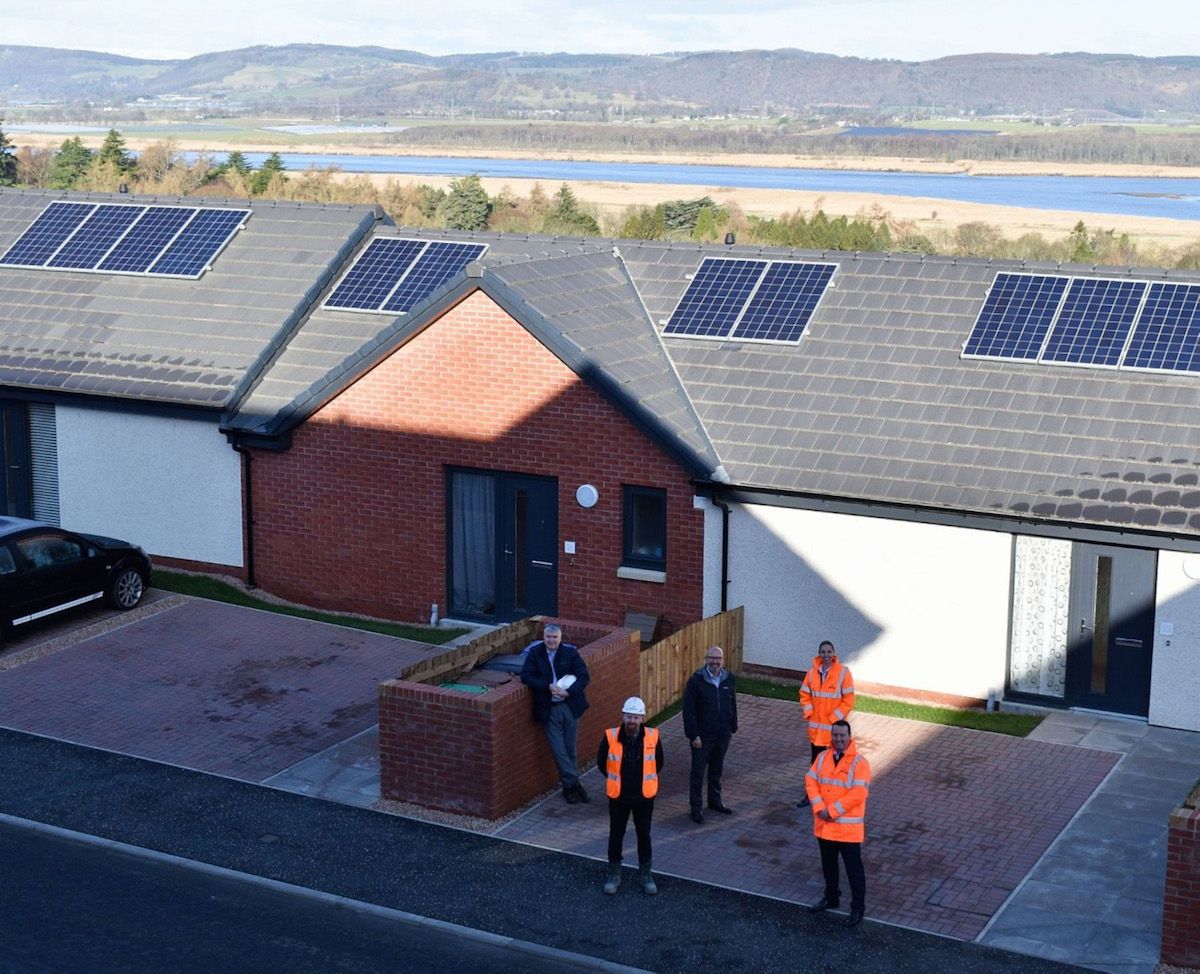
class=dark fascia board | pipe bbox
[221,427,292,451]
[696,481,1200,555]
[222,205,389,421]
[229,271,722,484]
[0,385,225,424]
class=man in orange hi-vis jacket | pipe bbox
[797,640,854,809]
[805,719,870,927]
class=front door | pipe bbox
[447,469,558,622]
[1066,543,1156,716]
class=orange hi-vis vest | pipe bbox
[605,726,659,799]
[799,657,855,747]
[805,739,871,843]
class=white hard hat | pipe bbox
[622,696,646,716]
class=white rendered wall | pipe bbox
[1149,551,1200,732]
[56,406,243,567]
[707,503,1011,699]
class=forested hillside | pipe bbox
[2,44,1200,119]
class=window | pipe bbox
[17,533,83,569]
[622,486,667,571]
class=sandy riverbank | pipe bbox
[15,133,1200,249]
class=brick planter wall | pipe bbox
[1162,783,1200,968]
[379,618,640,819]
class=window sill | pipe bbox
[617,566,666,584]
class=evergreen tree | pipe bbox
[50,137,95,189]
[226,151,252,177]
[97,129,135,175]
[0,120,16,186]
[543,183,600,236]
[250,152,287,195]
[441,174,492,230]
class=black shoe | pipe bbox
[562,786,579,804]
[708,802,733,814]
[808,897,839,913]
[796,796,811,808]
[844,910,864,927]
[572,782,590,804]
[691,809,704,824]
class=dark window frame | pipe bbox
[622,485,667,571]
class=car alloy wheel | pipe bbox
[111,567,145,609]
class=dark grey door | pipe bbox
[498,475,557,621]
[447,469,557,623]
[1066,543,1156,716]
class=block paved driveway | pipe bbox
[0,597,441,783]
[498,696,1120,942]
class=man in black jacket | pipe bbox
[682,645,737,824]
[520,623,591,804]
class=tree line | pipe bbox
[0,123,1197,269]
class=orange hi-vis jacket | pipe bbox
[798,656,855,747]
[605,726,660,798]
[805,739,870,843]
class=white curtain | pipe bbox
[450,472,495,616]
[1009,535,1070,697]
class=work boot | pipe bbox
[573,781,590,804]
[603,862,622,895]
[638,861,658,895]
[562,785,579,804]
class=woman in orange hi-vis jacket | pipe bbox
[797,640,854,809]
[805,719,871,927]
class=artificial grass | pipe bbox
[151,569,468,645]
[735,674,1044,737]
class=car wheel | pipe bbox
[107,564,146,610]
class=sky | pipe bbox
[3,0,1197,62]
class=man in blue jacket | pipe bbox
[520,623,591,804]
[682,645,738,823]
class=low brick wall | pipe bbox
[1162,781,1200,968]
[379,617,640,819]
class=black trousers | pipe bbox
[689,733,731,809]
[608,798,654,865]
[818,836,866,913]
[810,743,826,764]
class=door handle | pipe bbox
[1079,618,1092,635]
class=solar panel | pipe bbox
[0,201,97,267]
[664,258,767,338]
[149,208,249,278]
[381,241,488,313]
[731,261,836,342]
[1123,282,1200,373]
[98,206,196,274]
[1042,277,1146,367]
[324,238,427,311]
[48,204,146,270]
[962,273,1068,360]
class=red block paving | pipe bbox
[497,696,1120,941]
[0,599,441,782]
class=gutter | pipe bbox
[232,442,256,588]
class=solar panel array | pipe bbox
[963,272,1200,374]
[324,238,488,313]
[664,257,836,343]
[0,201,250,279]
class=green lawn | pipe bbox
[151,569,468,644]
[735,675,1044,737]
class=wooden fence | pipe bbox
[639,606,743,719]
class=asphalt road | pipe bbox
[0,728,1087,974]
[1,818,613,974]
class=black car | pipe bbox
[0,516,151,640]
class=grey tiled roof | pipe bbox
[3,189,1199,541]
[0,189,382,409]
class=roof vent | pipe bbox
[724,233,736,246]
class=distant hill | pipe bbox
[2,44,1200,118]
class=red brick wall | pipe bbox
[1162,801,1200,967]
[248,290,704,630]
[379,619,640,818]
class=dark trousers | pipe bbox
[608,798,654,865]
[689,733,731,809]
[810,743,826,764]
[818,837,866,913]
